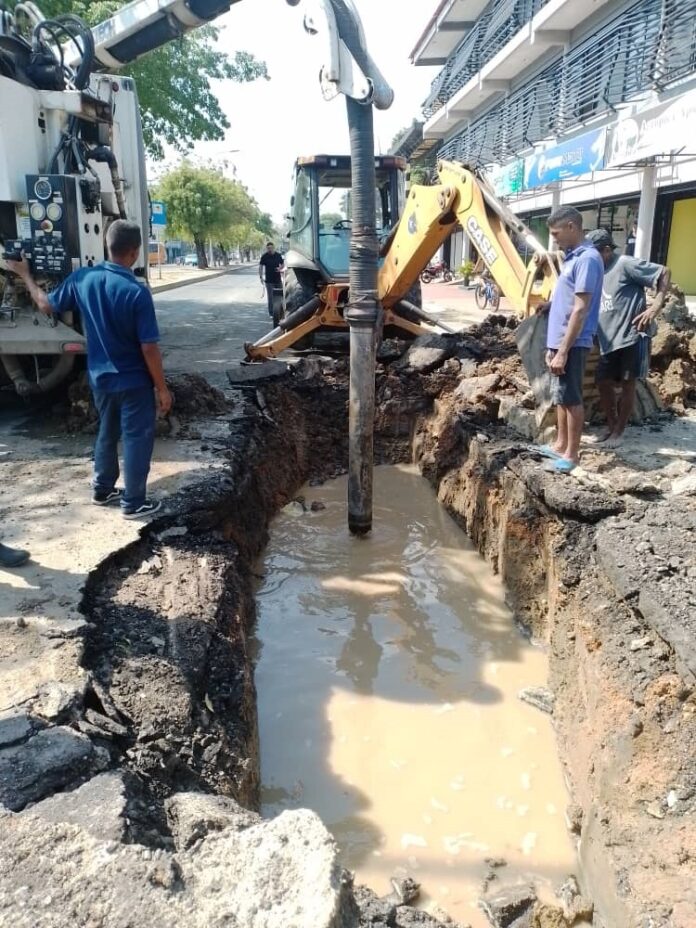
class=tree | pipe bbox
[409,166,433,186]
[155,163,272,267]
[320,212,345,229]
[18,0,268,158]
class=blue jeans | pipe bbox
[92,386,156,510]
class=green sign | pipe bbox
[490,160,524,197]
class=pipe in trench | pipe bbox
[344,95,379,537]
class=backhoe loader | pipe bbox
[246,158,561,359]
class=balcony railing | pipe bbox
[423,0,550,118]
[438,0,696,166]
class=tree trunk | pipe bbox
[195,237,208,269]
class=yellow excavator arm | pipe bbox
[379,160,558,317]
[246,160,560,359]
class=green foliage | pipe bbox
[12,0,268,158]
[409,166,432,187]
[319,212,344,230]
[460,260,475,279]
[154,163,266,267]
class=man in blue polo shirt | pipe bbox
[541,206,604,473]
[7,220,172,518]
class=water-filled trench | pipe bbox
[254,465,576,924]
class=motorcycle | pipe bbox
[420,261,454,284]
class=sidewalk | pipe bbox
[149,263,245,295]
[421,278,514,331]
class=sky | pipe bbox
[149,0,439,224]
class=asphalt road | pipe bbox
[154,266,273,388]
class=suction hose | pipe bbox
[344,95,379,536]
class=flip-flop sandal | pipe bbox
[530,444,563,460]
[543,458,576,474]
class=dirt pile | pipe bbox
[648,286,696,410]
[61,370,229,434]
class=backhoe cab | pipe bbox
[286,154,405,287]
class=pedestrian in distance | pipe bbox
[259,242,285,319]
[6,220,172,519]
[587,228,671,447]
[536,206,604,474]
[625,221,638,257]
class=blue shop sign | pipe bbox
[151,201,167,226]
[524,128,607,189]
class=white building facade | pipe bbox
[411,0,696,292]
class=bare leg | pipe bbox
[553,406,568,456]
[564,404,585,464]
[613,379,637,438]
[597,380,618,441]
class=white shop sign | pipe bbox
[607,87,696,168]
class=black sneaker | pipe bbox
[0,542,30,568]
[92,488,123,506]
[122,499,162,520]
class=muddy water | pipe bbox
[254,466,575,924]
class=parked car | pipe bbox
[183,253,198,267]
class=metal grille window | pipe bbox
[438,0,696,167]
[422,0,551,117]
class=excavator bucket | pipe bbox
[516,310,603,433]
[515,312,554,428]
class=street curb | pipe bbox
[150,264,247,295]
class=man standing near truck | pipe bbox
[587,228,670,447]
[541,206,604,473]
[259,242,285,319]
[7,220,172,518]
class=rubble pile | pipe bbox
[647,286,696,410]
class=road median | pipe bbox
[150,263,247,295]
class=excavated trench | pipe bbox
[7,317,694,927]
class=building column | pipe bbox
[548,185,561,249]
[635,163,658,260]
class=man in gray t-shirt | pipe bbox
[587,229,671,446]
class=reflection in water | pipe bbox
[254,466,576,925]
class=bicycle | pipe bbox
[474,275,500,311]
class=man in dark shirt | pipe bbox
[587,228,670,446]
[259,242,285,318]
[7,220,172,518]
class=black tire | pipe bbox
[474,282,488,310]
[490,284,501,312]
[284,268,320,313]
[420,271,432,285]
[403,278,423,309]
[443,270,454,283]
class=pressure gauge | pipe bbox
[46,203,62,222]
[30,202,46,221]
[34,178,52,200]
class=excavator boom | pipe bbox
[379,160,558,317]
